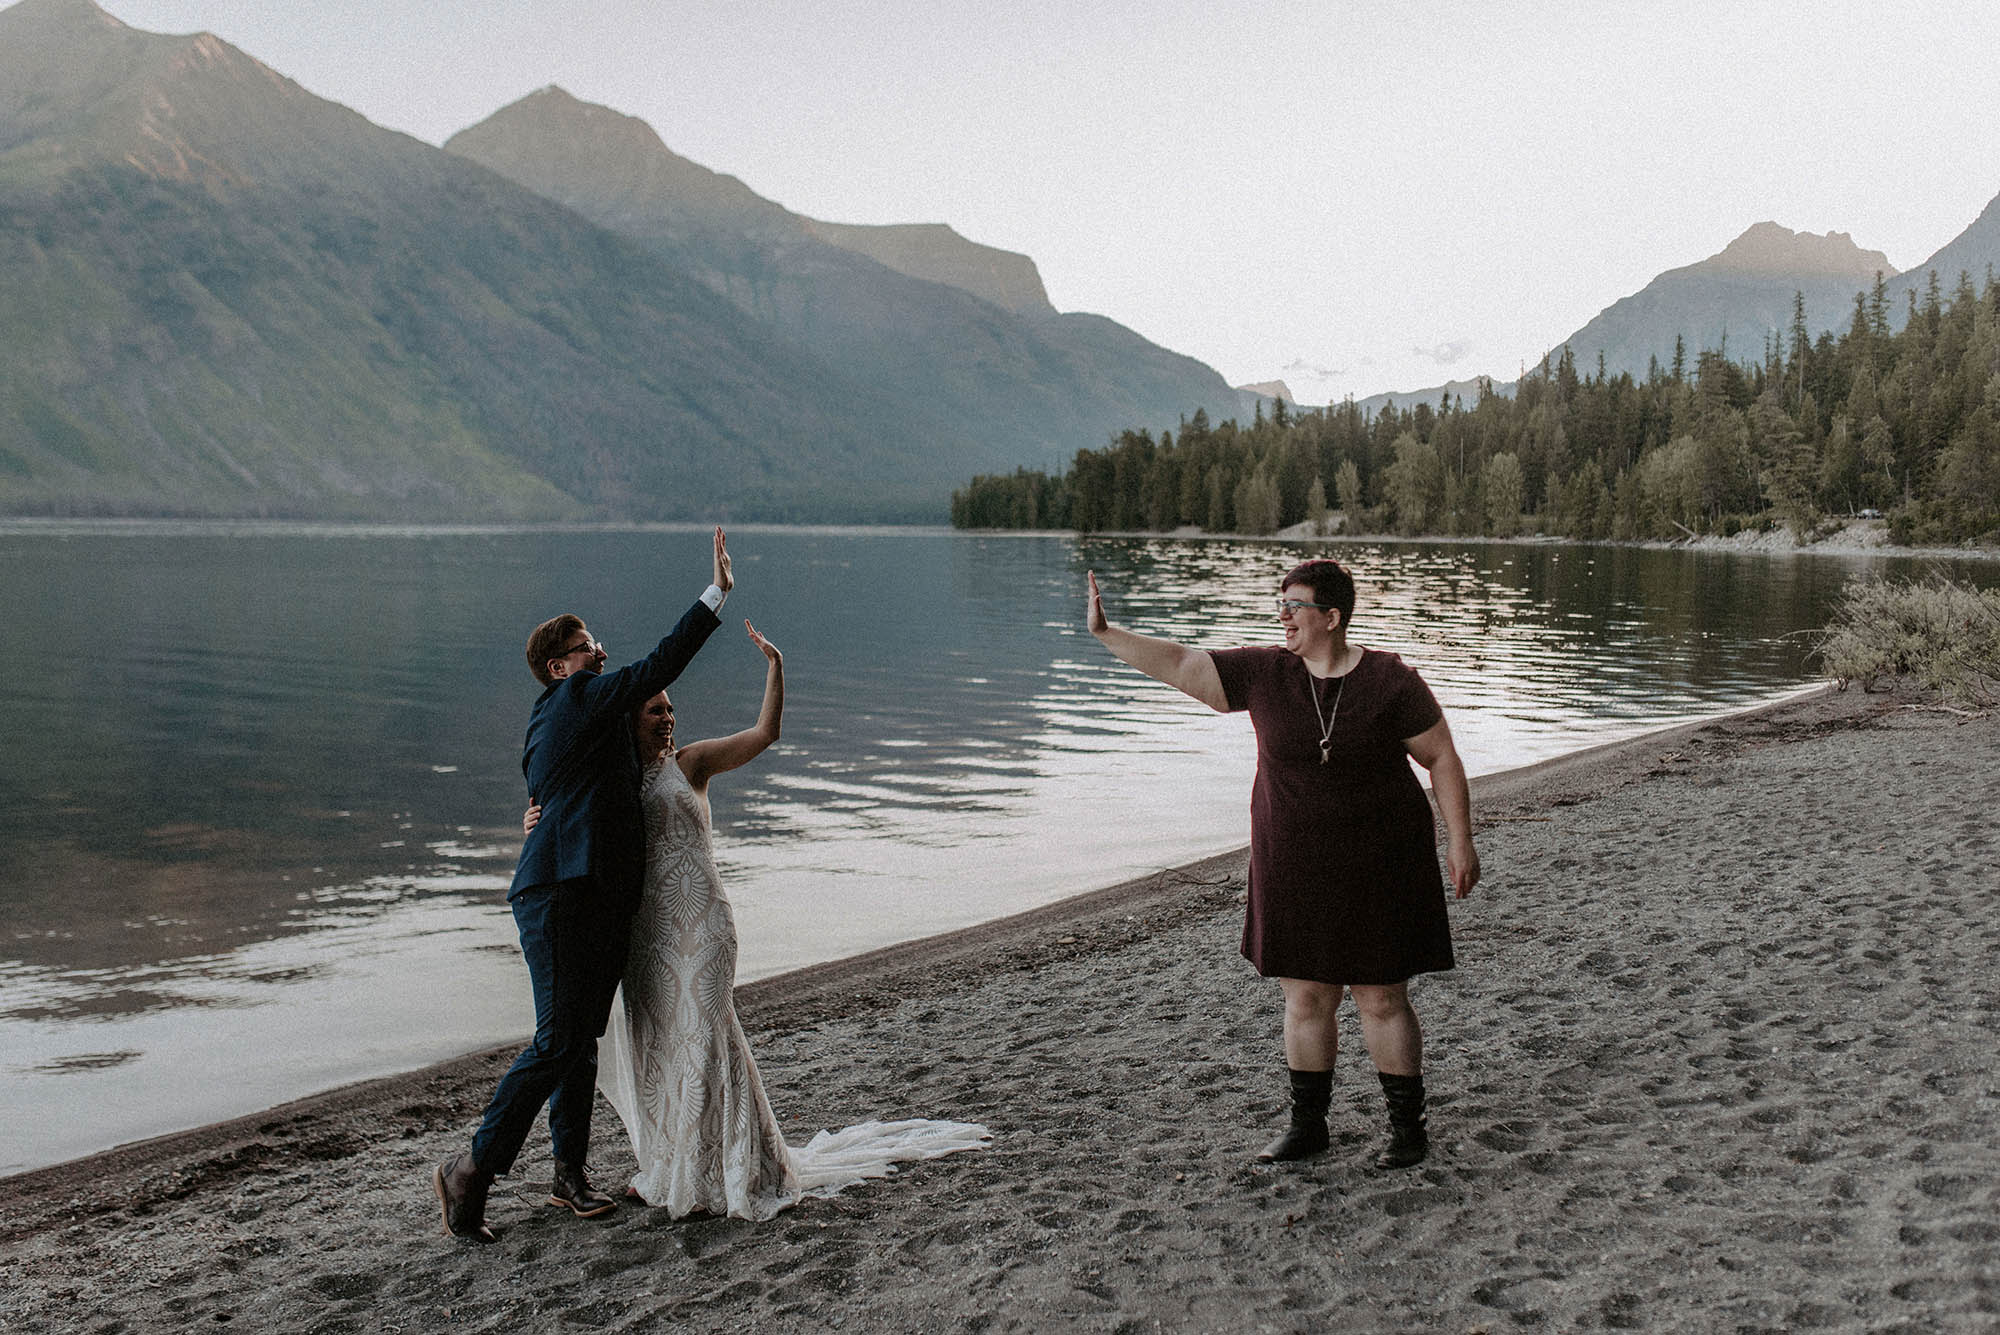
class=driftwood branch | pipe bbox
[1900,702,1991,719]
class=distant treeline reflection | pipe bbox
[953,273,2000,547]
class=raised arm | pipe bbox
[677,621,784,792]
[570,527,733,718]
[1404,717,1480,898]
[1087,571,1228,712]
[712,524,733,595]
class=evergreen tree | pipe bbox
[1482,452,1523,537]
[1788,290,1811,409]
[1305,475,1330,534]
[1334,458,1363,525]
[1233,461,1282,535]
[1205,464,1231,533]
[952,273,2000,543]
[1381,432,1443,534]
[1868,272,1891,347]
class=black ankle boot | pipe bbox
[1257,1068,1332,1162]
[1374,1072,1428,1169]
[549,1160,619,1218]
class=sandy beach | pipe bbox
[3,682,1995,1333]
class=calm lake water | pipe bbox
[3,522,1992,1173]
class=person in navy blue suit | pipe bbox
[434,527,733,1243]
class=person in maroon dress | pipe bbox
[1086,557,1479,1168]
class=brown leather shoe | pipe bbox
[549,1160,618,1218]
[433,1152,496,1243]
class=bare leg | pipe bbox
[1351,982,1429,1168]
[1278,978,1343,1069]
[1349,982,1421,1077]
[1260,979,1344,1162]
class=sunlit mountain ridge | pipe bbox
[0,0,1244,519]
[1352,212,1999,415]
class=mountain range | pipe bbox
[6,0,1997,519]
[1354,209,2000,416]
[1556,223,1894,375]
[442,86,1250,505]
[0,0,1245,520]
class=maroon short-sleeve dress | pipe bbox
[1209,645,1455,985]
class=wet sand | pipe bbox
[3,683,1995,1333]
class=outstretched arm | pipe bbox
[1405,718,1480,898]
[677,621,784,791]
[1087,571,1228,712]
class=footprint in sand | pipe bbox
[306,1272,379,1300]
[1472,1121,1537,1153]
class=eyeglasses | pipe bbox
[560,639,606,658]
[1275,599,1336,614]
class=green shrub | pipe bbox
[1887,499,2000,548]
[1814,575,2000,705]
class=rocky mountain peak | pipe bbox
[452,89,1057,315]
[0,0,128,38]
[796,218,1054,317]
[445,86,790,237]
[489,85,680,169]
[1236,379,1295,404]
[1697,221,1897,280]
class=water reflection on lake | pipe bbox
[3,522,1991,1171]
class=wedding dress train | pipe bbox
[598,755,988,1220]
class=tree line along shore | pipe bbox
[953,272,2000,549]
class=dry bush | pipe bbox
[1814,574,2000,706]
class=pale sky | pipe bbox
[96,0,2000,404]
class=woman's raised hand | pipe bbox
[746,620,781,662]
[1083,568,1229,710]
[522,802,542,835]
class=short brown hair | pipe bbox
[527,614,587,688]
[1281,559,1356,627]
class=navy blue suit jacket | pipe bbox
[509,599,722,903]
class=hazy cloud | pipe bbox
[1283,358,1344,380]
[1411,340,1473,366]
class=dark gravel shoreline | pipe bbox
[9,682,1992,1334]
[0,685,1878,1241]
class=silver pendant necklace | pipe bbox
[1310,666,1347,765]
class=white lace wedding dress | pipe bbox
[597,755,989,1220]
